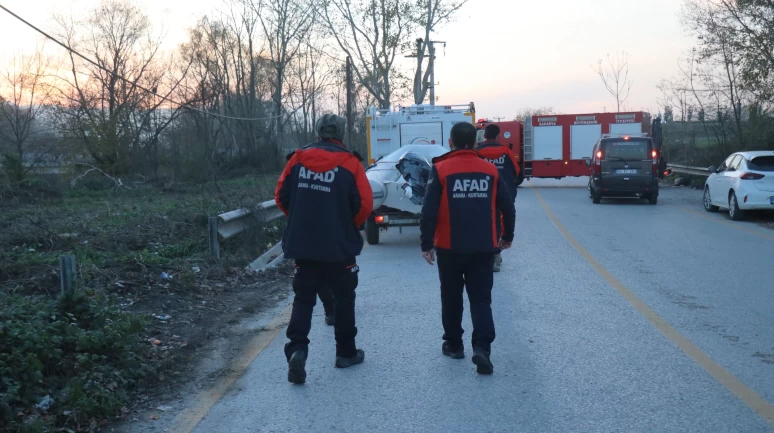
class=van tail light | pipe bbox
[375,215,386,223]
[740,172,765,180]
[593,151,602,175]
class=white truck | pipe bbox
[363,103,476,244]
[365,103,476,165]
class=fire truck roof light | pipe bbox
[623,136,630,140]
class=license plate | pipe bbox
[616,169,638,174]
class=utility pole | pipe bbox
[406,38,424,105]
[493,116,505,122]
[427,40,446,106]
[345,56,356,155]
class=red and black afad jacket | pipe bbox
[476,140,520,197]
[275,140,373,262]
[420,149,516,253]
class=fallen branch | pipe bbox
[70,164,132,190]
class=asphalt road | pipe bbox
[189,185,774,433]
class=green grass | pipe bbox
[1,173,279,294]
[0,172,282,432]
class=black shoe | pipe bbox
[442,342,464,359]
[335,349,365,368]
[472,347,493,375]
[287,351,307,384]
[325,314,336,326]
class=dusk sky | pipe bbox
[0,0,695,119]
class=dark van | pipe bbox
[586,135,660,205]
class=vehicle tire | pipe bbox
[648,194,658,205]
[516,172,525,187]
[592,191,601,204]
[703,187,719,212]
[365,216,380,244]
[728,192,745,221]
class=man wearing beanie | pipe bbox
[275,114,373,384]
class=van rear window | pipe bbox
[603,141,648,160]
[748,156,774,172]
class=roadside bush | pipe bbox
[2,153,24,182]
[0,290,153,432]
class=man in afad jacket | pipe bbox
[275,114,373,385]
[420,122,516,375]
[476,123,520,272]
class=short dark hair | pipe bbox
[450,122,477,149]
[484,124,500,140]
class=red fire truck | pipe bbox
[476,111,651,185]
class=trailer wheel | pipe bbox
[516,172,525,187]
[365,216,380,245]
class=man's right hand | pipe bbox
[498,239,513,250]
[422,250,435,265]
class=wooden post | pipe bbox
[209,217,220,260]
[59,255,76,294]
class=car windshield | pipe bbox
[603,140,649,161]
[747,155,774,172]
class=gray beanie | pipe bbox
[316,114,346,141]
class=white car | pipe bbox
[703,151,774,220]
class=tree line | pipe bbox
[658,0,774,166]
[0,0,466,182]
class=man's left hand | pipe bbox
[499,239,513,250]
[422,250,435,265]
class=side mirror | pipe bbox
[708,166,717,173]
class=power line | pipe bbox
[0,3,286,122]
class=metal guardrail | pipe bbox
[208,199,285,262]
[667,164,711,177]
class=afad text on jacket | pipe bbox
[275,140,373,262]
[475,140,520,197]
[420,149,516,254]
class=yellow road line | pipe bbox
[672,204,774,241]
[170,304,292,433]
[534,189,774,427]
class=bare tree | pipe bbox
[248,0,315,152]
[592,51,632,112]
[411,0,467,105]
[322,0,414,108]
[53,0,190,176]
[0,47,55,179]
[714,0,774,106]
[286,38,339,147]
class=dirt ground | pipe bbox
[0,173,297,431]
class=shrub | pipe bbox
[2,153,24,182]
[0,290,153,432]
